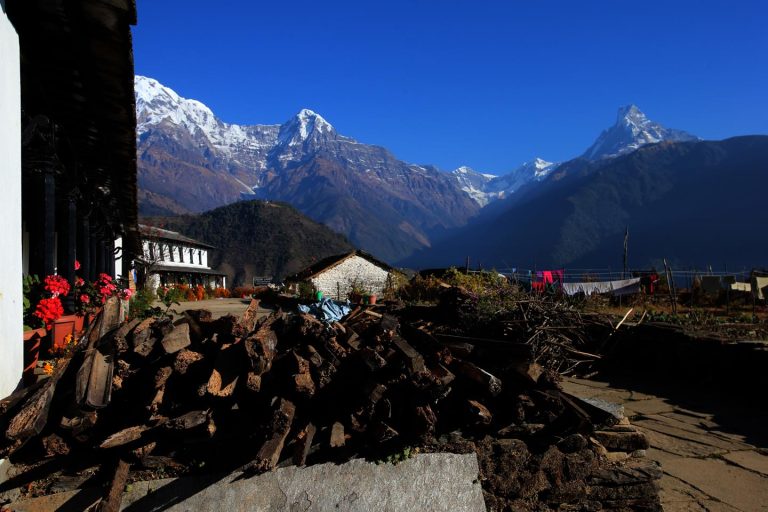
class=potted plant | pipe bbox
[23,274,68,382]
[349,281,365,304]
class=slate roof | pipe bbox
[139,225,216,249]
[285,251,395,282]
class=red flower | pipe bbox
[34,297,64,330]
[44,275,70,297]
[80,294,90,304]
[121,288,134,300]
[75,277,85,287]
[74,260,81,270]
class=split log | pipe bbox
[249,398,296,472]
[95,458,130,512]
[451,359,502,396]
[244,325,278,374]
[112,318,141,354]
[330,422,346,448]
[237,299,262,335]
[2,359,71,456]
[100,425,151,449]
[293,423,316,466]
[291,352,316,398]
[207,343,244,398]
[173,350,204,376]
[131,318,156,357]
[77,348,115,409]
[391,335,426,374]
[154,367,173,389]
[161,323,191,354]
[245,372,262,393]
[466,399,493,425]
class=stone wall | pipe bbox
[310,255,390,300]
[0,2,22,400]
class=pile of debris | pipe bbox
[1,295,660,511]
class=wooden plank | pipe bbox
[248,399,296,472]
[293,423,316,466]
[95,458,130,512]
[451,359,503,396]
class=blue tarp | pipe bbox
[297,297,352,323]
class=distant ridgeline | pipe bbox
[402,136,768,270]
[142,200,355,287]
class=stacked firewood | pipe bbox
[0,295,660,511]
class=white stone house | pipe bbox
[139,225,227,291]
[285,251,398,300]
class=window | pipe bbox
[179,246,184,263]
[190,248,195,264]
[198,250,202,265]
[168,243,174,262]
[148,243,155,260]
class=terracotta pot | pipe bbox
[23,328,46,385]
[368,294,377,305]
[75,314,85,334]
[52,314,78,351]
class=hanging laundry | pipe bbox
[701,276,723,294]
[561,278,641,297]
[752,276,768,300]
[731,282,751,292]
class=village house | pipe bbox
[285,250,398,300]
[138,225,227,291]
[1,0,138,399]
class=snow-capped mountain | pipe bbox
[451,158,557,206]
[582,104,698,160]
[135,76,479,262]
[451,166,498,206]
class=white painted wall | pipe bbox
[310,255,391,300]
[0,3,22,399]
[142,239,210,269]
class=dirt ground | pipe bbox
[562,377,768,511]
[161,298,272,320]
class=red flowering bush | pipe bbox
[24,273,68,331]
[44,275,70,297]
[33,297,64,329]
[73,273,121,314]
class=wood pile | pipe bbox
[0,295,660,511]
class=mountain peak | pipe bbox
[617,104,645,121]
[582,105,697,160]
[278,108,335,146]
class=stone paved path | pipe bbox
[562,377,768,511]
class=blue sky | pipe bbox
[133,0,767,172]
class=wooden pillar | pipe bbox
[79,216,91,281]
[43,171,56,276]
[61,194,77,312]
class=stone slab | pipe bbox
[656,452,768,512]
[721,450,768,477]
[6,453,486,512]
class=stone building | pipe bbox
[138,225,227,291]
[285,251,397,300]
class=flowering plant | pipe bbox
[74,273,121,314]
[23,274,67,330]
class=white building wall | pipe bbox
[142,239,210,270]
[0,2,22,399]
[309,256,390,300]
